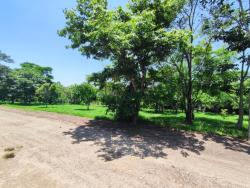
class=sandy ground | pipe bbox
[0,107,249,188]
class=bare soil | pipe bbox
[0,107,250,188]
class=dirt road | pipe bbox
[0,107,249,188]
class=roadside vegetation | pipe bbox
[2,104,248,138]
[1,0,250,140]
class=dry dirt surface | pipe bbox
[0,107,250,188]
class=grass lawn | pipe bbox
[2,103,249,139]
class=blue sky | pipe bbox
[0,0,128,86]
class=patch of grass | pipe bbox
[4,147,15,152]
[139,110,248,139]
[3,104,113,120]
[2,104,249,139]
[3,152,15,159]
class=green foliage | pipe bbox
[59,0,187,123]
[0,62,57,104]
[36,83,59,106]
[67,84,82,104]
[0,51,14,63]
[67,83,96,109]
[11,62,54,103]
[144,64,179,113]
[53,82,69,103]
[79,83,97,109]
[1,0,250,138]
[202,0,250,128]
[0,64,13,101]
[203,0,250,52]
[221,109,228,119]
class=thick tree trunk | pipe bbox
[131,66,146,126]
[131,98,140,125]
[236,62,245,129]
[132,112,139,126]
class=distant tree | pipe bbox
[36,83,51,107]
[53,82,68,103]
[144,64,179,113]
[36,83,58,107]
[0,64,12,101]
[193,47,238,113]
[12,62,53,103]
[67,84,82,104]
[0,51,14,63]
[79,83,96,110]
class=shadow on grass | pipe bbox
[74,108,94,111]
[63,120,205,161]
[94,116,113,121]
[141,115,248,139]
[141,114,249,150]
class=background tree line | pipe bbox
[0,60,97,108]
[1,56,247,116]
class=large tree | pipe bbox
[12,62,53,103]
[59,0,186,124]
[203,0,250,128]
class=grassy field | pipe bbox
[2,103,249,139]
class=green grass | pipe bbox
[2,103,248,139]
[140,109,248,139]
[3,104,113,119]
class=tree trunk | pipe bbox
[236,62,245,129]
[131,65,146,126]
[186,60,193,124]
[132,112,138,126]
[131,99,140,125]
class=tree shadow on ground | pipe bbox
[202,134,250,155]
[143,115,248,139]
[63,120,205,161]
[143,116,250,155]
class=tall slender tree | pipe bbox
[203,0,250,128]
[172,0,207,124]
